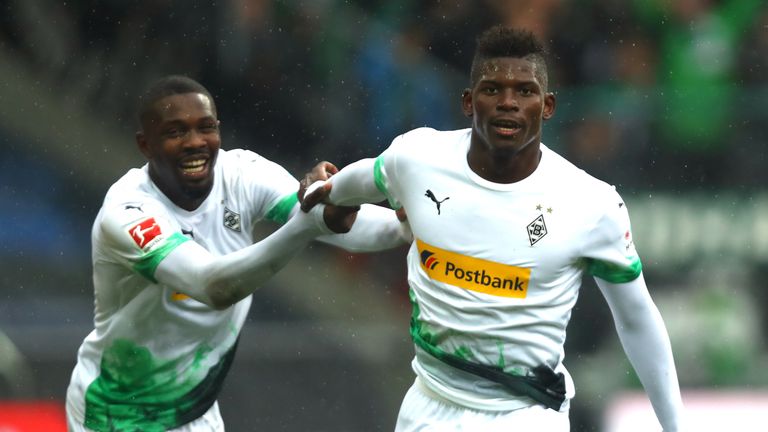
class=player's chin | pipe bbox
[180,178,213,199]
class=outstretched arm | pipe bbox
[154,205,332,309]
[301,158,386,210]
[596,274,685,431]
[299,159,410,252]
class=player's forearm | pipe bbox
[318,203,411,252]
[596,276,685,431]
[616,305,683,430]
[156,205,331,309]
[325,158,386,206]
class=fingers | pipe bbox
[395,207,408,222]
[320,161,339,176]
[298,161,338,202]
[300,180,331,212]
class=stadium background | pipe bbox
[1,0,767,430]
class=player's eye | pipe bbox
[199,123,219,133]
[163,128,186,138]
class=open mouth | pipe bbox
[491,119,522,136]
[179,157,209,177]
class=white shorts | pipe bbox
[66,401,224,432]
[395,378,570,432]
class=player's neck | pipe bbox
[467,143,541,184]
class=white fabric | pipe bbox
[324,127,681,428]
[67,401,224,432]
[307,173,410,251]
[318,202,412,252]
[65,148,360,431]
[596,276,685,431]
[154,204,328,308]
[394,378,570,432]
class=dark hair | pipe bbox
[137,75,216,128]
[470,26,549,91]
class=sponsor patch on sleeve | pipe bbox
[128,217,163,250]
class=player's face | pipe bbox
[462,57,555,157]
[137,92,221,208]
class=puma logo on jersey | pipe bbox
[425,189,449,215]
[181,228,194,238]
[128,217,163,249]
[125,204,144,212]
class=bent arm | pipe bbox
[317,203,411,252]
[300,158,409,252]
[155,205,331,309]
[596,274,685,431]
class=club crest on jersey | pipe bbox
[527,214,548,246]
[129,217,163,250]
[223,207,241,232]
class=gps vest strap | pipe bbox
[411,325,566,411]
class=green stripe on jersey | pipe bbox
[587,256,642,283]
[133,232,189,283]
[265,192,298,224]
[374,155,400,209]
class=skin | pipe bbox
[136,91,359,231]
[462,57,556,184]
[136,92,221,211]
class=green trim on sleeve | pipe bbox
[373,155,400,209]
[588,256,643,283]
[133,232,190,283]
[265,193,298,224]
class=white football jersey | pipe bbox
[374,128,641,412]
[66,149,299,431]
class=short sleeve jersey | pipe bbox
[66,149,299,431]
[374,128,641,411]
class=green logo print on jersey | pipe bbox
[84,339,237,431]
[408,289,566,410]
[409,288,510,370]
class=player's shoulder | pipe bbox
[216,148,268,169]
[396,127,469,143]
[390,127,470,156]
[98,167,172,224]
[541,144,620,203]
[103,167,156,208]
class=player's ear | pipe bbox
[461,88,473,117]
[542,92,556,120]
[136,131,152,159]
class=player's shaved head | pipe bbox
[137,75,217,130]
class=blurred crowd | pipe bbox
[1,0,767,190]
[2,2,768,429]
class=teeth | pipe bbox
[181,159,206,173]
